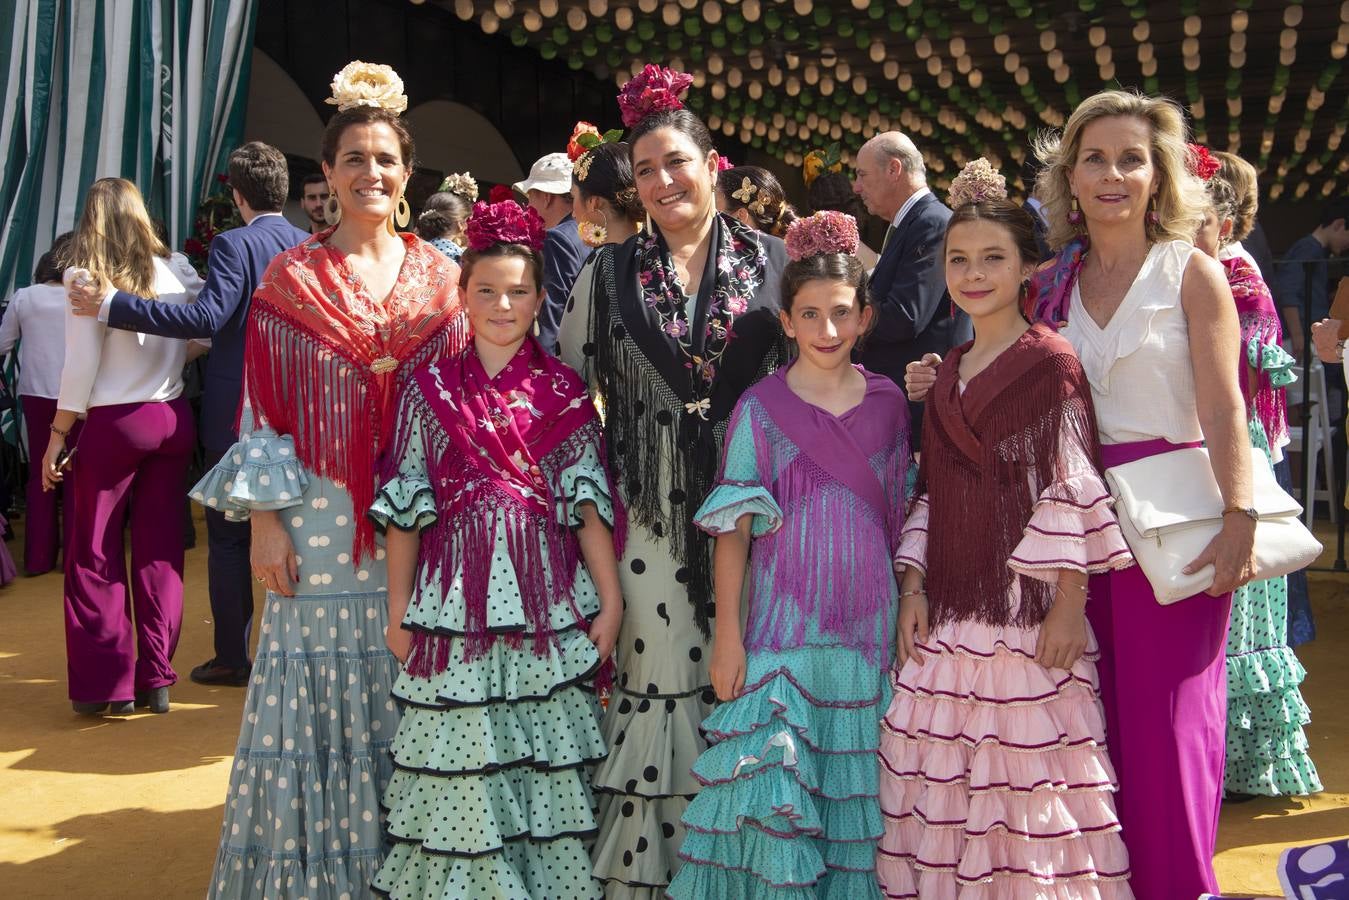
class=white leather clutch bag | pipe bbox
[1104,446,1322,605]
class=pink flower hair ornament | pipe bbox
[617,65,694,128]
[948,158,1008,209]
[784,211,860,262]
[464,201,546,253]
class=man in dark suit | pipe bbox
[516,152,590,354]
[853,131,971,433]
[70,141,309,686]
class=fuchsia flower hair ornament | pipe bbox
[617,65,694,128]
[784,211,860,261]
[464,201,546,253]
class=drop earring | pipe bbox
[323,191,342,227]
[395,192,411,229]
[1068,195,1083,227]
[1145,195,1160,227]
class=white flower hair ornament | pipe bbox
[947,158,1008,209]
[325,61,408,115]
[438,172,479,202]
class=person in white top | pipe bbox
[905,91,1255,900]
[44,177,201,717]
[0,233,78,574]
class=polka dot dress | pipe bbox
[368,408,616,899]
[1224,418,1322,797]
[193,417,399,900]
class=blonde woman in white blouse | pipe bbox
[46,178,202,716]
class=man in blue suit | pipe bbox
[70,142,309,685]
[853,131,972,436]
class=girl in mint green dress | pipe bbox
[370,201,625,897]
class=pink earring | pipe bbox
[1145,196,1160,227]
[1068,196,1084,226]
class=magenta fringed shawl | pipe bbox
[1225,255,1288,449]
[726,366,911,661]
[388,338,625,675]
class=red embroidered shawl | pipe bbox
[242,228,468,562]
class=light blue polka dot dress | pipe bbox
[193,404,400,899]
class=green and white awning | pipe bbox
[0,0,258,298]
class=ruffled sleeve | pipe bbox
[555,429,618,529]
[368,404,437,533]
[190,400,309,521]
[893,495,929,574]
[693,398,783,537]
[1009,429,1133,581]
[1247,337,1297,388]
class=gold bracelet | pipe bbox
[899,589,927,600]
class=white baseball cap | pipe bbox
[513,152,574,195]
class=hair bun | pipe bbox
[785,211,859,261]
[617,65,693,129]
[948,158,1008,209]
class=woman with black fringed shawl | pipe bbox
[558,65,789,898]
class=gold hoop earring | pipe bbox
[395,192,411,229]
[323,193,342,226]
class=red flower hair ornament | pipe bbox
[617,65,694,128]
[785,211,860,262]
[1187,143,1220,182]
[488,184,517,206]
[465,201,546,253]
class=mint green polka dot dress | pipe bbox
[368,403,617,898]
[1224,340,1321,797]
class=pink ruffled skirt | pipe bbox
[876,619,1133,899]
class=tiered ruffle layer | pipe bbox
[208,593,400,900]
[881,474,1133,898]
[667,647,889,900]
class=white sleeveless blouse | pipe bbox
[1060,240,1203,446]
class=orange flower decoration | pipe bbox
[568,122,602,162]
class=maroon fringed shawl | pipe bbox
[389,338,625,675]
[242,229,467,563]
[1225,255,1288,450]
[919,323,1102,628]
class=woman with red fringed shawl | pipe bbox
[1191,148,1321,801]
[194,63,467,898]
[369,200,625,898]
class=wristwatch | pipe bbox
[1222,505,1259,522]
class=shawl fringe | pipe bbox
[592,248,758,636]
[920,350,1101,629]
[744,408,908,662]
[243,302,463,563]
[392,384,617,675]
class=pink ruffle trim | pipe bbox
[1010,475,1133,579]
[877,619,1131,897]
[894,497,929,572]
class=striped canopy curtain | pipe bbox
[0,0,259,299]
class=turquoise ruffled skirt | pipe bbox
[666,645,888,899]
